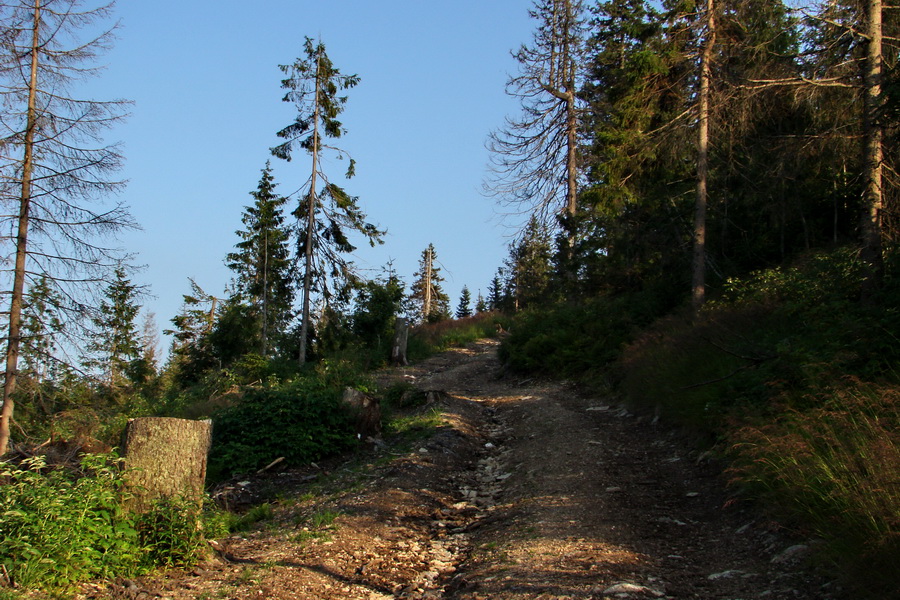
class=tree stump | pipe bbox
[392,317,409,366]
[342,388,382,439]
[122,417,212,512]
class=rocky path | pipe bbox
[108,339,844,600]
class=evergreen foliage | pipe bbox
[456,286,473,318]
[271,36,384,364]
[409,244,451,323]
[225,162,294,357]
[86,267,144,390]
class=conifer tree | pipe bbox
[409,244,450,323]
[86,267,142,389]
[226,162,294,356]
[475,291,488,313]
[20,276,64,386]
[487,270,505,311]
[486,0,586,246]
[271,36,383,364]
[0,0,134,455]
[456,286,473,319]
[164,279,219,386]
[504,217,554,311]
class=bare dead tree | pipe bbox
[0,0,135,456]
[485,0,586,244]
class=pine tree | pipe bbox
[508,217,554,310]
[486,0,586,247]
[86,267,142,389]
[226,162,294,356]
[164,279,219,386]
[0,0,135,456]
[475,291,488,313]
[409,244,450,323]
[271,36,384,364]
[456,286,473,319]
[20,275,64,385]
[487,270,505,311]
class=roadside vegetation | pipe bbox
[499,247,900,595]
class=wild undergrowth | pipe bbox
[616,247,900,591]
[0,453,219,591]
[407,312,505,360]
[497,247,900,591]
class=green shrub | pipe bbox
[407,312,505,360]
[499,294,652,383]
[0,454,141,589]
[209,372,364,478]
[0,453,219,591]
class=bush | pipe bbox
[0,453,215,590]
[407,312,505,360]
[209,370,365,478]
[499,293,658,384]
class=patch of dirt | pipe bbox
[86,340,847,599]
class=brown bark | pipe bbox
[692,0,715,314]
[1,0,42,457]
[298,50,322,366]
[391,317,409,366]
[122,417,213,512]
[861,0,883,299]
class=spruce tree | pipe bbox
[409,244,450,323]
[86,267,142,389]
[508,217,554,310]
[226,162,294,357]
[20,275,64,386]
[271,36,384,364]
[456,286,473,319]
[475,291,488,313]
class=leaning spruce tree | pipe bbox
[271,36,383,365]
[0,0,134,457]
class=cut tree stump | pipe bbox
[122,417,212,512]
[342,388,382,439]
[392,317,409,366]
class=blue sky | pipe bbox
[86,1,536,347]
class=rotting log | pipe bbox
[122,417,212,512]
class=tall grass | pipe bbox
[614,248,900,593]
[407,312,504,360]
[729,384,900,591]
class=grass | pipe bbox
[407,312,505,360]
[728,384,900,590]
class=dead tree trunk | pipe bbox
[122,417,212,512]
[391,317,409,366]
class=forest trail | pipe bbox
[106,340,843,600]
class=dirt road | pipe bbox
[112,339,843,600]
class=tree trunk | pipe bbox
[299,50,322,366]
[861,0,883,299]
[391,317,409,366]
[424,246,433,320]
[692,0,715,314]
[1,0,42,457]
[122,417,212,512]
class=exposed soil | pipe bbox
[89,339,846,600]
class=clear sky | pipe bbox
[85,0,536,347]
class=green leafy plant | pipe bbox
[0,454,141,589]
[209,373,362,478]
